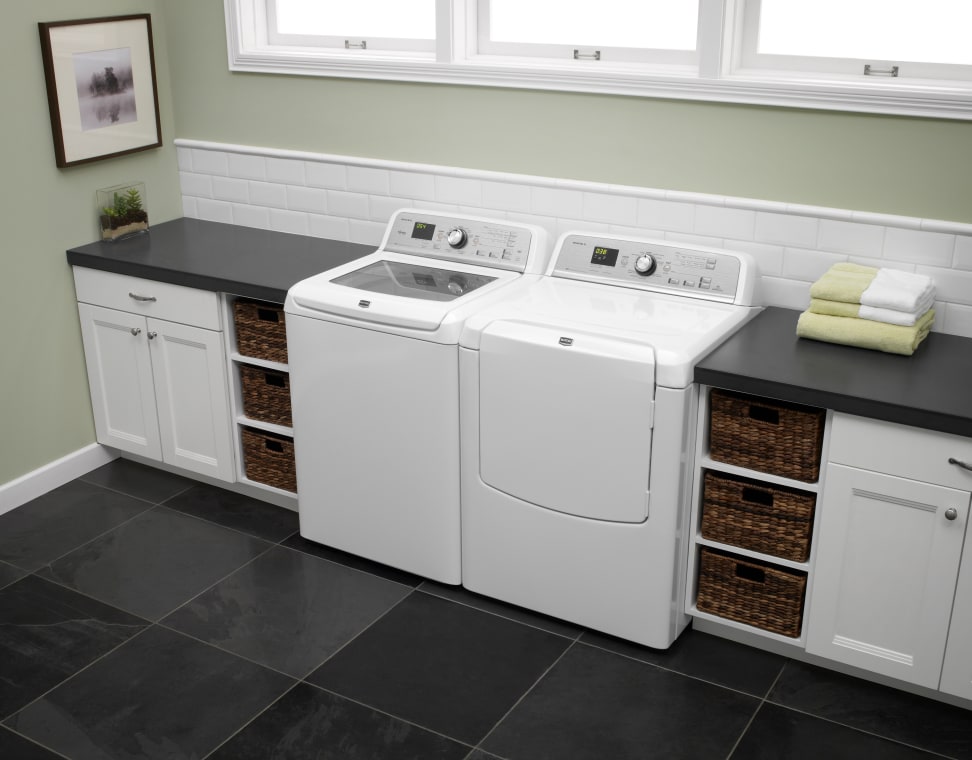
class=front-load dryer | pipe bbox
[458,232,759,647]
[285,210,548,584]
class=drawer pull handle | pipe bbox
[129,292,157,302]
[748,405,779,425]
[948,457,972,472]
[945,508,958,521]
[735,564,766,584]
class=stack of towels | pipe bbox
[797,263,935,355]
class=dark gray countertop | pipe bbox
[66,218,374,303]
[695,306,972,438]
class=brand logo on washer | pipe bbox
[358,300,371,308]
[559,337,574,346]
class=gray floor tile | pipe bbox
[163,483,299,542]
[0,560,27,590]
[80,458,193,503]
[282,533,425,587]
[0,480,151,572]
[38,506,271,620]
[0,727,65,760]
[162,545,411,677]
[4,626,294,760]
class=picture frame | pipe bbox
[38,14,162,168]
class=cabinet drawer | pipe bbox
[73,267,220,330]
[829,413,972,491]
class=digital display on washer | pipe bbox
[411,221,436,240]
[590,246,619,267]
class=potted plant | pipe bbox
[98,182,149,241]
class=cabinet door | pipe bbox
[148,318,234,482]
[941,524,972,700]
[77,303,161,460]
[806,464,970,688]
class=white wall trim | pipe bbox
[173,139,972,236]
[0,445,117,516]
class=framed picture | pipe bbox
[38,14,162,168]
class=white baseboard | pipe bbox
[0,445,118,516]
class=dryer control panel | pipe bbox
[550,233,756,305]
[382,210,545,274]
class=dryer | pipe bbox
[458,232,758,647]
[284,210,548,584]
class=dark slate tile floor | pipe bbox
[0,458,969,760]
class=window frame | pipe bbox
[223,0,972,120]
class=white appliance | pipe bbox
[284,209,548,584]
[458,232,759,647]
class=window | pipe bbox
[225,0,972,120]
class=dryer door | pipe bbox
[478,320,655,523]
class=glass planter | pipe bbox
[97,182,149,241]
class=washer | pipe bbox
[284,209,548,584]
[458,232,758,647]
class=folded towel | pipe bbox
[808,265,877,304]
[796,309,935,356]
[810,296,935,326]
[860,268,935,313]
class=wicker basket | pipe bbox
[241,427,297,492]
[696,548,807,637]
[240,365,292,427]
[234,299,288,364]
[708,389,825,482]
[701,471,815,562]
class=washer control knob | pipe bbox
[634,254,657,276]
[447,227,468,249]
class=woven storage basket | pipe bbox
[241,427,297,492]
[701,471,815,562]
[240,365,293,427]
[234,299,288,364]
[708,389,825,482]
[696,547,807,637]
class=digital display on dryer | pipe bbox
[590,246,619,267]
[412,222,436,240]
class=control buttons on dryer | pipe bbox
[447,227,468,248]
[634,254,657,276]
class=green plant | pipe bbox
[102,187,143,217]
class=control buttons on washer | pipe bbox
[634,254,657,276]
[447,227,468,249]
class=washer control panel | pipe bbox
[383,210,538,272]
[551,233,754,304]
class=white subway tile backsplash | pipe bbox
[637,199,695,233]
[482,181,532,213]
[435,176,482,206]
[389,171,436,201]
[327,190,370,219]
[306,162,347,190]
[818,219,885,257]
[267,158,306,185]
[582,192,637,226]
[694,205,756,241]
[231,204,270,229]
[176,142,972,338]
[270,208,310,236]
[227,153,267,181]
[348,166,390,195]
[755,212,819,249]
[212,177,250,204]
[286,186,328,214]
[883,227,954,267]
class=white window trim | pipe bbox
[224,0,972,121]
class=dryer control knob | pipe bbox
[634,254,657,276]
[447,227,468,248]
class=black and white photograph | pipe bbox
[38,14,161,167]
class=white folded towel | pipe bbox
[859,297,934,326]
[860,268,935,313]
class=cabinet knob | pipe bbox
[147,331,157,340]
[945,508,958,521]
[130,327,141,336]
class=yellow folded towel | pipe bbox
[808,264,878,304]
[796,309,935,356]
[808,298,861,319]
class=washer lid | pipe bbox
[331,260,497,302]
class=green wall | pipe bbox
[1,1,181,486]
[162,1,972,223]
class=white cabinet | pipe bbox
[74,268,234,482]
[807,413,972,692]
[942,537,972,700]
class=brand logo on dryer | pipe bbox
[358,300,371,308]
[559,337,574,346]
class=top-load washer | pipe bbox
[458,232,758,647]
[284,209,548,584]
